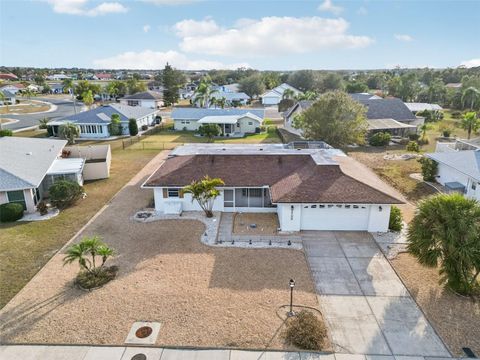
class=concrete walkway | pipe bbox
[303,231,451,357]
[0,345,459,360]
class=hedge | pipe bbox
[0,203,24,222]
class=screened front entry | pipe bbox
[223,188,274,211]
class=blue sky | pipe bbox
[1,0,479,70]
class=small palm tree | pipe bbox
[59,122,80,144]
[216,96,227,109]
[461,112,480,139]
[22,88,35,100]
[419,123,430,142]
[38,117,50,129]
[462,86,480,110]
[63,236,114,276]
[282,88,295,100]
[407,193,480,295]
[183,176,225,217]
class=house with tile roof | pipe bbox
[142,144,403,232]
[171,108,265,136]
[119,90,164,109]
[47,104,158,139]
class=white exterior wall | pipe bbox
[0,192,8,206]
[23,189,36,213]
[238,117,261,134]
[277,204,302,231]
[153,188,224,214]
[262,96,281,105]
[436,163,470,187]
[367,205,391,232]
[174,119,199,131]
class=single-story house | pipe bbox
[0,89,16,105]
[50,83,65,94]
[94,73,112,81]
[261,83,302,106]
[47,104,157,139]
[208,91,250,106]
[0,84,24,95]
[349,93,382,101]
[0,137,83,213]
[0,73,19,81]
[426,150,480,200]
[172,108,265,135]
[356,97,424,126]
[142,144,403,232]
[405,102,443,113]
[46,74,70,81]
[119,90,164,109]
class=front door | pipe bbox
[224,124,232,134]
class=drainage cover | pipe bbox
[135,326,153,339]
[131,354,147,360]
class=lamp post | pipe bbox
[288,279,295,317]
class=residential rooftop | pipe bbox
[171,107,265,120]
[427,150,480,180]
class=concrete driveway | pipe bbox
[303,231,451,357]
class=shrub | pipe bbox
[36,201,48,216]
[419,157,438,181]
[141,124,148,131]
[0,203,24,222]
[49,180,84,209]
[406,141,420,152]
[451,110,462,119]
[263,118,273,126]
[408,133,420,141]
[389,206,403,232]
[0,129,13,137]
[369,132,391,146]
[442,129,452,137]
[284,310,326,350]
[128,118,138,136]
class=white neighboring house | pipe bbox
[261,83,302,106]
[47,104,157,139]
[119,90,164,109]
[47,74,71,81]
[172,108,265,135]
[0,84,23,95]
[405,103,443,113]
[0,89,16,105]
[0,137,83,213]
[426,150,480,200]
[142,144,403,232]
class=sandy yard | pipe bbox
[0,159,321,350]
[391,253,480,356]
[233,213,279,235]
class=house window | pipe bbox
[472,182,477,190]
[167,188,179,197]
[248,121,253,125]
[311,205,317,208]
[127,100,139,106]
[353,205,359,209]
[319,204,325,208]
[7,190,26,210]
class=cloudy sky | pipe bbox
[0,0,479,70]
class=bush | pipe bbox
[406,141,420,152]
[389,206,403,232]
[442,129,452,137]
[408,133,420,141]
[128,118,138,136]
[0,129,13,137]
[284,310,326,350]
[419,157,438,181]
[49,180,84,209]
[0,203,24,222]
[141,124,148,131]
[36,201,48,215]
[369,132,391,146]
[76,266,118,290]
[451,110,462,119]
[263,118,273,126]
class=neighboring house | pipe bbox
[0,84,24,94]
[261,83,302,106]
[172,108,265,135]
[349,93,382,101]
[0,90,16,105]
[0,137,83,213]
[284,100,314,125]
[195,91,250,107]
[47,104,157,139]
[405,102,443,113]
[119,91,164,109]
[0,73,18,81]
[356,97,424,126]
[94,73,112,81]
[435,137,480,153]
[426,150,480,200]
[142,144,403,232]
[50,83,65,94]
[46,74,71,81]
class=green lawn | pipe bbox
[0,149,158,308]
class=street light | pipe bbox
[288,279,295,317]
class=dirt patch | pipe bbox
[0,165,320,350]
[233,213,279,235]
[391,253,480,356]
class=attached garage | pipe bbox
[300,204,370,231]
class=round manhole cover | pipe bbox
[135,326,153,339]
[131,354,147,360]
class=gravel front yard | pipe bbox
[233,213,279,235]
[0,162,320,350]
[391,253,480,356]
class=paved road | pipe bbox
[303,231,450,357]
[1,97,82,131]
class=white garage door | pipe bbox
[300,204,370,231]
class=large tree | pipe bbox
[407,193,480,295]
[239,74,265,100]
[461,111,480,139]
[461,86,480,110]
[126,78,146,95]
[161,63,186,106]
[292,91,368,147]
[287,70,319,92]
[320,73,344,92]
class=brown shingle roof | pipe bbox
[144,154,403,204]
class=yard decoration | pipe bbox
[407,193,480,296]
[182,176,225,218]
[63,236,116,290]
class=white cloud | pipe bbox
[394,34,413,42]
[47,0,127,16]
[93,49,249,70]
[357,6,368,15]
[460,58,480,68]
[318,0,343,15]
[176,16,373,57]
[143,24,151,33]
[140,0,197,5]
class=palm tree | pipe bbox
[296,91,318,101]
[38,117,50,129]
[407,193,480,295]
[461,111,480,139]
[282,88,295,100]
[419,123,430,142]
[193,78,218,108]
[59,122,80,144]
[462,86,480,110]
[22,88,35,100]
[216,96,227,109]
[182,176,225,217]
[82,90,94,109]
[63,236,114,275]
